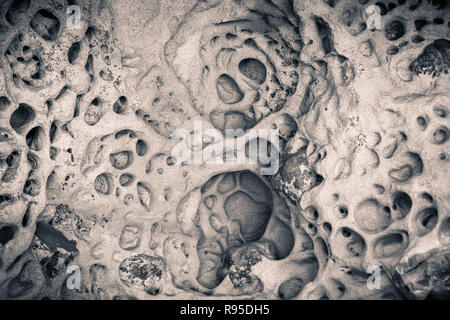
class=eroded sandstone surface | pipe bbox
[0,0,449,300]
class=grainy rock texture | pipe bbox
[0,0,448,300]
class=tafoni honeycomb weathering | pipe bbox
[0,0,449,300]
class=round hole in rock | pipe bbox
[0,96,11,111]
[263,217,294,259]
[23,179,40,196]
[238,58,267,84]
[414,207,438,236]
[0,225,16,246]
[342,227,352,238]
[201,174,219,193]
[119,254,164,294]
[84,100,102,126]
[94,173,112,195]
[110,151,133,170]
[373,231,409,259]
[22,206,31,227]
[136,140,147,156]
[392,191,412,219]
[432,126,449,145]
[85,54,93,73]
[421,192,433,203]
[26,126,45,151]
[216,74,244,104]
[355,199,392,233]
[68,41,81,64]
[113,96,127,114]
[323,222,332,235]
[224,190,271,242]
[327,279,346,299]
[5,0,30,26]
[119,173,134,187]
[27,152,39,169]
[304,206,318,220]
[338,205,348,218]
[166,156,176,166]
[30,9,60,41]
[119,96,127,105]
[416,116,427,128]
[10,103,35,133]
[346,239,366,257]
[49,121,57,143]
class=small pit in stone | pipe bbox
[110,151,133,170]
[23,179,40,196]
[392,191,412,219]
[136,140,147,156]
[414,207,438,236]
[373,231,409,259]
[216,74,244,104]
[6,0,30,26]
[0,96,11,111]
[10,103,35,133]
[113,96,127,114]
[94,173,113,195]
[26,126,45,151]
[0,225,17,246]
[432,126,448,145]
[68,42,81,64]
